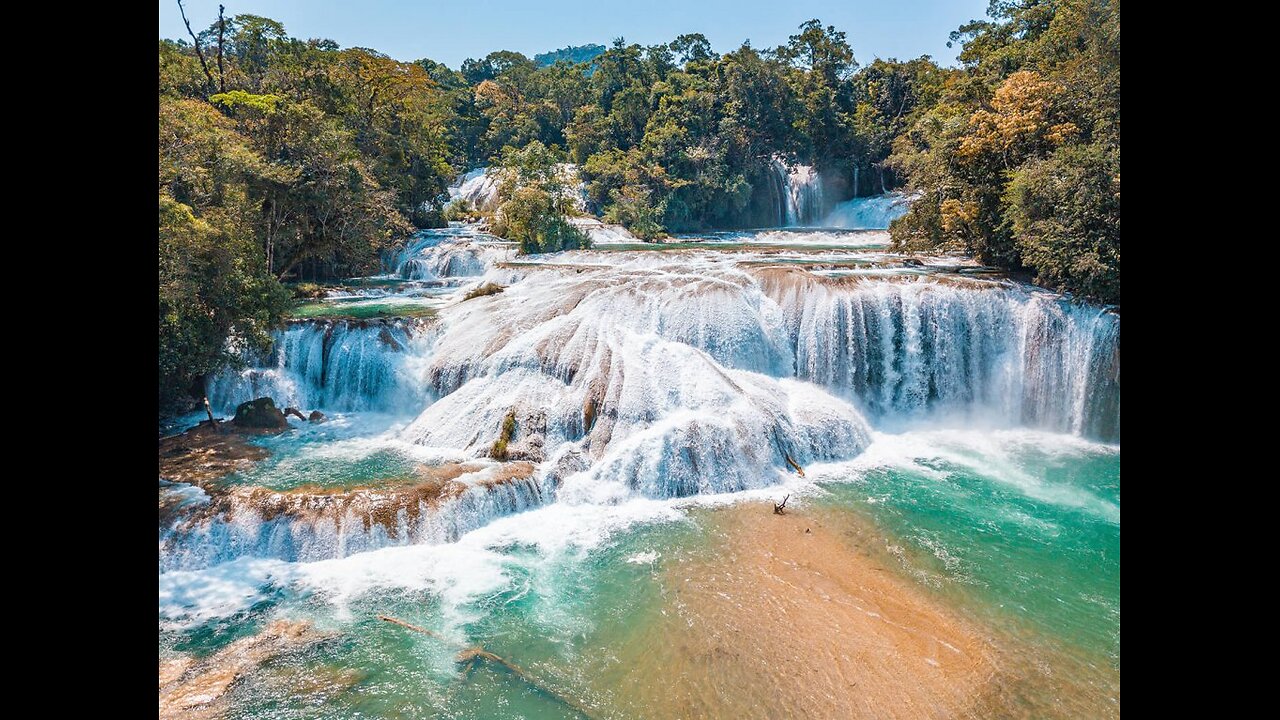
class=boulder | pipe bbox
[232,397,288,430]
[308,410,326,423]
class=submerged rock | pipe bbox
[158,421,271,489]
[158,620,329,718]
[232,397,288,430]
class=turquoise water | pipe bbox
[219,414,424,491]
[160,429,1119,718]
[161,506,699,718]
[813,430,1120,715]
[821,434,1120,661]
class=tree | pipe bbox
[1006,143,1119,303]
[888,0,1119,301]
[491,142,590,254]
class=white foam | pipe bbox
[626,550,660,564]
[809,428,1120,523]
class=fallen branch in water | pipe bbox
[784,454,805,477]
[774,494,790,515]
[377,615,450,642]
[463,282,505,301]
[283,407,307,422]
[379,615,592,717]
[457,647,593,718]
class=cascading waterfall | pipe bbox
[159,469,546,571]
[448,165,589,216]
[172,247,1118,571]
[206,318,433,415]
[764,275,1120,439]
[450,168,502,212]
[764,158,914,229]
[391,227,515,280]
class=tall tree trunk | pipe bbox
[265,201,275,275]
[217,5,227,94]
[177,0,215,94]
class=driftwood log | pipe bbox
[377,615,447,641]
[784,454,806,477]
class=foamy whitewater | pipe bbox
[186,228,1117,568]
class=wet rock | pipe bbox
[546,449,589,487]
[308,410,326,423]
[232,397,288,430]
[377,326,403,352]
[158,621,328,718]
[463,282,505,301]
[505,433,545,463]
[158,421,271,488]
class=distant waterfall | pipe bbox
[766,160,914,229]
[448,165,588,215]
[450,169,502,212]
[391,228,514,280]
[771,158,827,226]
[823,193,915,229]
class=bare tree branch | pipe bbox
[176,0,215,93]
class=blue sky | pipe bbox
[159,0,990,69]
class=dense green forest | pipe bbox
[890,0,1120,304]
[159,0,1119,413]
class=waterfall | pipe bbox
[159,470,546,571]
[450,168,502,212]
[391,227,515,280]
[448,165,588,215]
[206,318,434,415]
[823,192,916,229]
[771,158,827,226]
[554,162,591,213]
[173,252,1118,570]
[765,276,1120,440]
[219,260,1118,440]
